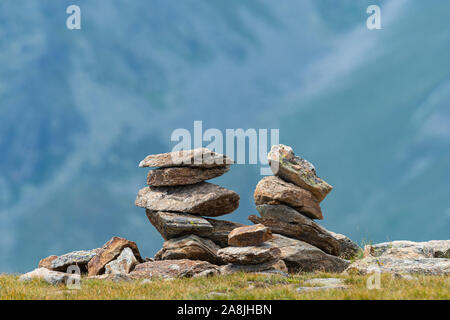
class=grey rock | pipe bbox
[217,245,281,265]
[136,182,240,217]
[364,240,450,259]
[105,247,138,275]
[220,260,288,275]
[147,166,230,186]
[38,248,100,272]
[19,268,75,285]
[329,231,360,260]
[130,259,221,279]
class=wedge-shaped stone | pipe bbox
[146,210,214,240]
[88,237,143,276]
[268,144,332,202]
[38,249,101,272]
[130,259,220,279]
[228,224,272,247]
[136,182,240,217]
[254,176,322,219]
[265,234,349,273]
[147,166,230,186]
[217,245,281,265]
[250,204,339,256]
[139,148,234,168]
[155,235,224,265]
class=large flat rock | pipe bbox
[364,240,450,259]
[254,176,323,220]
[250,204,340,255]
[136,182,240,217]
[147,166,230,186]
[38,248,100,272]
[139,148,234,168]
[19,268,75,285]
[217,245,281,265]
[155,235,224,265]
[268,144,332,202]
[265,234,350,273]
[130,259,221,279]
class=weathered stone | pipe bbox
[345,256,450,276]
[265,234,350,273]
[105,247,138,275]
[220,260,288,275]
[19,268,76,285]
[139,148,234,168]
[363,240,450,259]
[217,245,281,265]
[254,176,322,220]
[130,259,220,279]
[250,204,339,255]
[136,182,240,217]
[205,218,245,247]
[147,166,230,186]
[38,249,100,272]
[228,224,272,247]
[297,277,348,292]
[268,144,332,202]
[329,231,360,260]
[145,210,214,240]
[155,235,224,265]
[88,237,143,276]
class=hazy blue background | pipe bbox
[1,0,449,273]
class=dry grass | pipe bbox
[1,272,448,300]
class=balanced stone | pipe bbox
[268,144,332,202]
[204,218,246,247]
[217,245,281,265]
[250,204,340,256]
[228,224,272,247]
[155,235,224,265]
[254,176,322,219]
[88,237,143,276]
[136,182,239,217]
[147,166,230,186]
[139,148,234,168]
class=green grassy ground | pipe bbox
[1,272,448,300]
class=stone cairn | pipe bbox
[21,145,449,283]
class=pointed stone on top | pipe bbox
[268,144,332,202]
[139,148,234,168]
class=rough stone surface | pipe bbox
[88,237,143,276]
[146,210,213,240]
[217,245,281,265]
[297,277,348,291]
[139,148,234,168]
[268,144,332,202]
[130,259,220,279]
[346,256,450,276]
[265,234,350,273]
[155,235,224,265]
[220,260,288,275]
[19,268,75,285]
[105,247,138,275]
[136,182,240,217]
[250,204,339,255]
[228,224,272,247]
[254,176,323,220]
[363,240,450,259]
[38,249,100,272]
[205,218,245,247]
[329,231,360,260]
[147,166,230,186]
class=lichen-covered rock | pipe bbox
[254,176,322,220]
[228,224,272,247]
[136,182,240,217]
[139,148,234,168]
[363,240,450,259]
[88,237,143,276]
[155,235,224,265]
[265,234,350,273]
[345,256,450,276]
[19,268,75,285]
[205,218,245,247]
[105,247,138,275]
[146,210,214,240]
[38,249,100,272]
[130,259,220,279]
[147,166,230,186]
[217,245,281,265]
[267,144,332,202]
[220,260,288,275]
[328,231,360,260]
[250,204,339,255]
